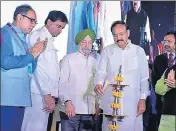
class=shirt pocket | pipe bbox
[125,56,138,71]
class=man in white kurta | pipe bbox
[59,29,97,131]
[94,21,149,131]
[21,11,68,131]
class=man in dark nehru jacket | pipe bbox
[125,1,151,54]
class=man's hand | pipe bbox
[165,79,176,88]
[65,101,76,119]
[136,99,146,117]
[29,37,48,59]
[43,94,55,113]
[94,84,103,96]
[165,69,176,88]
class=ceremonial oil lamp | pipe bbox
[108,65,128,131]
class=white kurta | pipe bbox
[21,26,60,131]
[94,40,149,131]
[59,52,97,114]
[29,26,60,97]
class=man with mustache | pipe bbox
[58,29,97,131]
[94,20,149,131]
[152,31,176,130]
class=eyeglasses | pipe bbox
[161,40,174,45]
[21,14,38,24]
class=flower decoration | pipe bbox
[109,124,119,130]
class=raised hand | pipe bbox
[165,69,176,88]
[29,37,48,59]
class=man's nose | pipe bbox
[85,42,90,47]
[57,28,62,34]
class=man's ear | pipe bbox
[16,14,23,21]
[46,19,52,26]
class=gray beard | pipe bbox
[79,47,91,56]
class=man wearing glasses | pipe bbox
[21,14,38,25]
[152,31,176,130]
[0,4,47,131]
[21,10,68,131]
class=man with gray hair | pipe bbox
[0,4,47,131]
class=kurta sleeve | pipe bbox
[58,56,71,101]
[139,47,149,99]
[28,32,52,96]
[34,60,51,95]
[94,48,108,86]
[35,51,60,97]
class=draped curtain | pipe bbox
[66,1,98,54]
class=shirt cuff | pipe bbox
[95,81,104,86]
[51,88,59,98]
[140,94,148,100]
[42,91,51,96]
[26,52,35,61]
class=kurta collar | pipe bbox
[42,26,54,42]
[41,26,57,51]
[77,51,90,59]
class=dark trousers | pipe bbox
[143,95,157,131]
[47,98,59,131]
[60,112,94,131]
[94,109,103,131]
[143,112,157,131]
[47,112,54,131]
[0,106,24,131]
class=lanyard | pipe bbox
[6,23,33,75]
[6,23,28,52]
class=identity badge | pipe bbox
[28,64,33,75]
